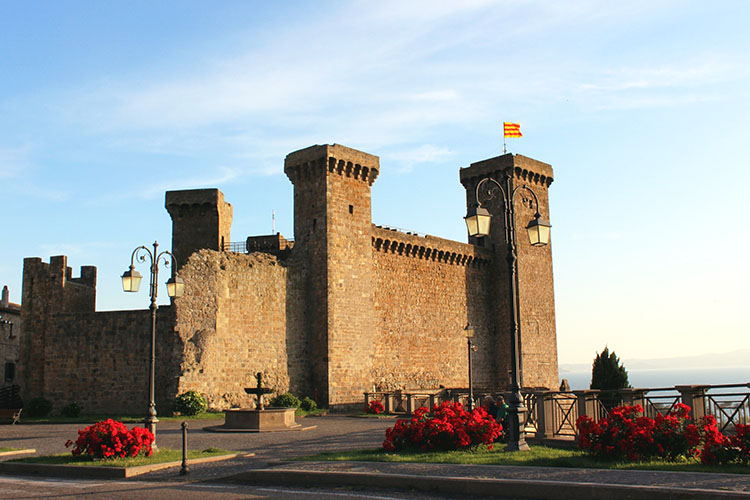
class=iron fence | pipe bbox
[365,382,750,441]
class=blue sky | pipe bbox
[1,1,748,365]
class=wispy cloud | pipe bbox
[384,144,456,173]
[579,60,739,92]
[139,166,244,199]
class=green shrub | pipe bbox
[172,391,208,416]
[590,346,630,409]
[269,392,301,408]
[300,397,318,412]
[60,402,81,418]
[26,397,53,418]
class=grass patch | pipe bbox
[0,447,22,452]
[22,411,225,425]
[11,447,234,467]
[296,446,750,475]
[295,408,327,418]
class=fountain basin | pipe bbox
[206,407,316,433]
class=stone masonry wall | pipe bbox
[172,249,307,409]
[42,307,178,414]
[19,256,97,403]
[371,227,496,391]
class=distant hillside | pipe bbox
[560,348,750,374]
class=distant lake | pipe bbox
[559,367,749,391]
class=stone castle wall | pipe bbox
[42,308,177,414]
[172,250,309,409]
[371,228,495,391]
[18,144,559,412]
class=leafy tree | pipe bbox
[590,347,630,407]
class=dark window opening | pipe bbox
[312,218,317,231]
[4,362,15,383]
[349,205,354,214]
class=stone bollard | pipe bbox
[180,421,188,476]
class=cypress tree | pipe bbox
[590,347,629,407]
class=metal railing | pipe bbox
[223,241,248,253]
[366,382,750,440]
[704,384,750,433]
[222,239,296,254]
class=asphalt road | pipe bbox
[0,475,517,500]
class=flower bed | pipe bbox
[576,403,750,465]
[65,419,154,459]
[367,400,385,415]
[383,401,502,452]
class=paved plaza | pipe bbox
[2,415,750,499]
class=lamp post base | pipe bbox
[504,404,530,452]
[145,415,159,451]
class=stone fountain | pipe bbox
[209,372,314,432]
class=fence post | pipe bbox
[364,392,370,413]
[676,385,708,420]
[619,388,646,412]
[405,393,414,414]
[574,390,600,421]
[533,390,554,439]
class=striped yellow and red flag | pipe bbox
[503,122,522,138]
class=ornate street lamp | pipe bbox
[121,241,183,446]
[465,323,476,411]
[464,174,551,451]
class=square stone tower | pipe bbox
[284,144,380,407]
[165,189,233,271]
[460,154,558,390]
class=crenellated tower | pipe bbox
[284,144,380,408]
[460,154,558,390]
[165,189,233,271]
[19,256,97,401]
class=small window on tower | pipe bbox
[4,362,15,383]
[349,205,354,214]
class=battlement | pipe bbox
[23,256,97,291]
[21,256,97,314]
[284,144,380,186]
[372,225,490,268]
[460,153,554,189]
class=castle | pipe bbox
[19,144,558,412]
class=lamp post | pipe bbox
[465,323,476,411]
[464,173,551,452]
[121,241,184,446]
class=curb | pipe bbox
[0,449,36,458]
[220,469,750,500]
[0,453,242,479]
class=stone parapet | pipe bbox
[284,144,380,186]
[372,225,491,267]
